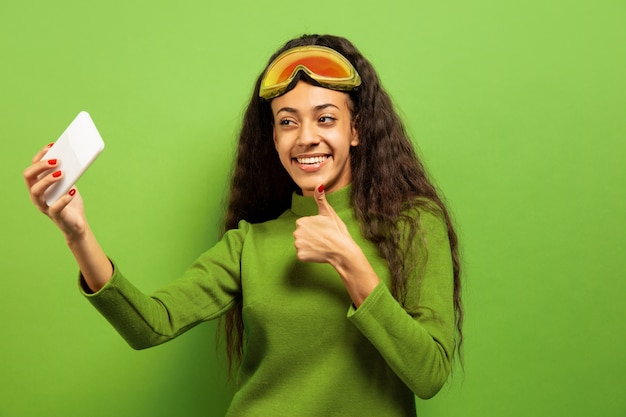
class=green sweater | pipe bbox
[82,186,455,417]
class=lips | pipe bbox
[293,154,330,171]
[296,155,329,165]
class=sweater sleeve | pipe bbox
[80,221,249,350]
[347,210,455,399]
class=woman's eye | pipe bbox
[279,119,294,126]
[319,116,336,124]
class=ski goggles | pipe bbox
[259,45,361,100]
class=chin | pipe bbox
[293,180,320,197]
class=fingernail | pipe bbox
[318,184,324,193]
[47,143,54,148]
[69,189,76,196]
[48,159,57,165]
[52,170,62,178]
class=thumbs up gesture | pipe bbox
[293,184,380,307]
[293,184,353,264]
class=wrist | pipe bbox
[64,222,90,247]
[331,241,380,308]
[329,239,364,278]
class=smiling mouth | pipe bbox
[294,155,330,165]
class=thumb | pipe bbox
[314,184,333,217]
[314,184,349,234]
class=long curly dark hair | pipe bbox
[220,34,463,373]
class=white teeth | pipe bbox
[296,156,328,165]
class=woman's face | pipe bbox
[271,81,359,196]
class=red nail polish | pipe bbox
[318,184,324,193]
[69,189,76,196]
[48,159,57,165]
[47,143,54,148]
[52,170,62,178]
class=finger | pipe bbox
[29,169,63,210]
[31,143,55,164]
[23,157,59,187]
[49,187,77,217]
[25,142,58,187]
[314,183,352,235]
[314,183,334,217]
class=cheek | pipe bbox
[335,129,356,153]
[273,137,292,164]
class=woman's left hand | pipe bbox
[293,184,380,307]
[293,184,354,264]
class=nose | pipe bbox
[296,121,320,147]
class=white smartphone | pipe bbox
[40,111,105,206]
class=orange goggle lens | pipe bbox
[259,45,361,100]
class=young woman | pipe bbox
[24,34,462,417]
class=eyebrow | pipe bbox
[274,103,340,116]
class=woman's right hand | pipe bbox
[23,144,87,242]
[24,144,113,291]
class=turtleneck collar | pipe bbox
[290,185,352,217]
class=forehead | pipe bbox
[270,81,351,113]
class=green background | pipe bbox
[2,0,624,416]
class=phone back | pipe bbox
[41,111,105,206]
